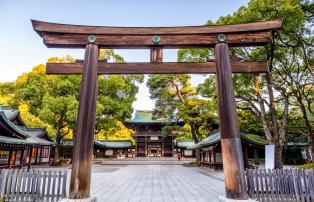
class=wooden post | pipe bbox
[243,146,249,168]
[214,42,248,199]
[39,147,42,164]
[34,147,38,164]
[20,149,25,168]
[28,147,32,171]
[145,137,147,156]
[8,149,14,168]
[48,147,51,164]
[69,43,99,199]
[150,47,163,63]
[135,137,138,157]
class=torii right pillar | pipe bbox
[214,38,248,200]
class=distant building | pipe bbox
[60,110,196,159]
[94,140,134,158]
[174,139,196,158]
[0,106,54,168]
[125,110,186,157]
[188,131,265,170]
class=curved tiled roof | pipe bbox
[188,131,265,150]
[0,107,54,146]
[0,106,27,126]
[174,140,195,148]
[126,110,167,123]
[0,111,30,138]
[94,140,133,149]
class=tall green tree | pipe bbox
[147,74,218,143]
[178,0,314,167]
[2,50,144,165]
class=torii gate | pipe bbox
[32,19,281,200]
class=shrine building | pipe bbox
[0,106,55,168]
[125,110,185,157]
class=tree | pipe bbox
[178,0,314,167]
[1,50,144,165]
[147,74,218,143]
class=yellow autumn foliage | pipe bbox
[0,95,11,105]
[61,127,74,139]
[96,121,135,143]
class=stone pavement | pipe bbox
[93,157,196,165]
[85,165,225,202]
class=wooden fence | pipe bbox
[0,168,67,202]
[245,169,314,201]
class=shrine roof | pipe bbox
[125,110,168,123]
[0,105,27,126]
[188,131,265,150]
[0,107,54,146]
[0,135,54,146]
[94,140,133,149]
[0,111,30,138]
[175,140,195,148]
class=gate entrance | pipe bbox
[32,19,281,200]
[147,143,162,157]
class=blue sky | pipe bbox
[0,0,249,110]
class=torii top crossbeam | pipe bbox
[32,19,281,48]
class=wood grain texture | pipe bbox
[46,60,268,75]
[32,19,282,35]
[41,31,273,48]
[221,138,247,199]
[215,43,241,139]
[69,44,99,199]
[214,43,247,199]
[150,48,163,63]
[246,169,314,201]
[27,148,32,171]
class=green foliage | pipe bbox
[0,51,144,143]
[246,134,268,144]
[298,163,314,170]
[283,146,305,165]
[161,124,192,140]
[177,0,314,155]
[147,74,218,143]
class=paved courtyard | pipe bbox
[86,165,225,202]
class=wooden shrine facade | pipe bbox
[60,139,135,159]
[189,131,265,170]
[125,110,183,157]
[0,106,54,169]
[32,19,281,200]
[60,111,193,159]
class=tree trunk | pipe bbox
[52,132,62,166]
[297,95,314,161]
[274,143,283,168]
[265,73,283,168]
[190,124,199,143]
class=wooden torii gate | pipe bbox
[32,19,281,200]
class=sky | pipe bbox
[0,0,249,110]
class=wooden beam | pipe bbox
[46,60,268,75]
[69,43,99,199]
[32,19,282,48]
[41,31,273,48]
[214,43,247,199]
[32,19,282,35]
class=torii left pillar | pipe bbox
[69,39,99,199]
